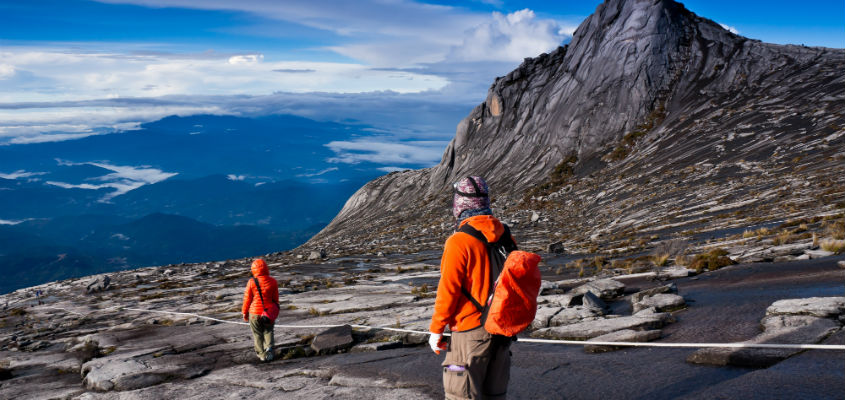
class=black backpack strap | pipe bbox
[252,277,266,312]
[461,287,484,313]
[456,223,516,325]
[458,223,487,243]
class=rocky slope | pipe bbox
[1,249,842,398]
[2,0,845,398]
[307,0,845,260]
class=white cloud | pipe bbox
[0,64,15,79]
[0,48,448,104]
[0,170,46,180]
[0,105,226,144]
[227,174,246,181]
[0,219,25,225]
[719,23,739,34]
[93,1,575,68]
[447,9,567,62]
[377,166,412,173]
[46,161,177,201]
[326,140,448,165]
[296,167,339,177]
[228,54,264,65]
[0,3,583,146]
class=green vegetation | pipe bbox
[410,283,435,298]
[820,239,845,254]
[688,248,736,273]
[282,346,307,360]
[523,154,578,202]
[607,103,666,161]
[652,253,670,267]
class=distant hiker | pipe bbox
[429,176,519,400]
[242,259,280,362]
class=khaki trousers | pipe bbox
[249,314,275,360]
[442,326,511,400]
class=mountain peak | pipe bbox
[308,0,845,254]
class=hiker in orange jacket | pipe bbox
[429,176,516,400]
[242,258,279,361]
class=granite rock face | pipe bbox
[306,0,845,258]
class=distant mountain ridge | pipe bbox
[308,0,845,254]
[0,212,323,294]
[0,113,388,292]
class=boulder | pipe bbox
[584,329,663,353]
[539,280,560,294]
[86,275,111,294]
[538,294,575,307]
[549,306,603,327]
[581,291,608,311]
[571,279,625,300]
[633,293,686,313]
[804,249,834,259]
[533,313,671,340]
[630,283,677,304]
[310,325,354,355]
[531,306,563,330]
[531,212,540,222]
[766,297,845,318]
[547,241,566,254]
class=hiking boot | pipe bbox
[264,347,274,361]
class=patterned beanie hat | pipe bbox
[452,176,491,220]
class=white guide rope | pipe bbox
[120,307,845,351]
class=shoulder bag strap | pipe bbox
[252,277,267,312]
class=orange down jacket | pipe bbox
[242,259,279,316]
[429,215,515,334]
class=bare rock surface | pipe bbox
[766,297,845,318]
[571,279,626,300]
[633,293,686,313]
[2,0,845,397]
[0,247,842,399]
[581,291,609,311]
[688,297,845,368]
[584,329,663,353]
[630,283,678,304]
[311,325,354,355]
[534,312,673,340]
[549,306,604,327]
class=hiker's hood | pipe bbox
[452,176,490,220]
[459,215,505,243]
[251,259,269,277]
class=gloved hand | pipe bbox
[429,332,447,354]
[243,313,248,322]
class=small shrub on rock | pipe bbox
[688,248,736,273]
[652,254,669,267]
[820,239,845,254]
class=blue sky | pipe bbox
[0,0,843,163]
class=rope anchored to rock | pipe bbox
[120,307,845,351]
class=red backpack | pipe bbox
[458,224,542,337]
[485,251,542,336]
